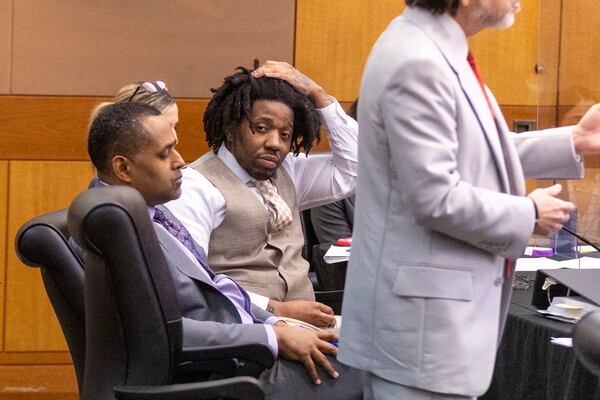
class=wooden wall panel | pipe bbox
[559,0,600,106]
[0,96,209,161]
[469,0,541,106]
[0,365,77,397]
[500,105,556,131]
[0,96,102,161]
[4,161,93,351]
[0,96,335,162]
[11,0,294,97]
[0,162,7,351]
[0,0,11,94]
[295,0,405,102]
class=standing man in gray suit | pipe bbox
[339,1,600,399]
[87,102,363,399]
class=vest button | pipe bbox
[285,231,291,237]
[494,277,503,287]
[267,234,272,240]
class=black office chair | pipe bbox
[300,209,320,270]
[573,309,600,376]
[300,209,344,313]
[15,209,86,391]
[68,186,273,400]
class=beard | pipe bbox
[473,1,519,30]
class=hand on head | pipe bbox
[269,300,336,328]
[527,184,576,236]
[252,60,332,109]
[273,323,339,384]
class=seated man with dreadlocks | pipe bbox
[165,61,357,328]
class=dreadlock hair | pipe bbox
[405,0,460,15]
[203,66,321,156]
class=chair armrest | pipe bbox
[114,376,264,400]
[181,343,275,369]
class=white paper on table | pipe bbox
[557,256,600,269]
[557,258,581,269]
[323,245,351,264]
[515,257,560,271]
[550,337,573,347]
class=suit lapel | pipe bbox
[455,65,511,193]
[405,8,511,193]
[153,214,216,288]
[490,98,526,196]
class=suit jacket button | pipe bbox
[494,277,503,286]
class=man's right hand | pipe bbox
[527,184,576,236]
[273,323,339,385]
[269,300,336,328]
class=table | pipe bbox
[315,243,600,398]
[481,277,600,400]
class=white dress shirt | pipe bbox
[165,98,358,308]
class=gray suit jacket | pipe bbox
[338,7,582,397]
[310,195,355,243]
[153,206,273,349]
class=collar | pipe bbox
[217,146,254,185]
[403,6,469,65]
[99,179,157,218]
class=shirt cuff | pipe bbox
[248,291,270,310]
[265,316,282,325]
[263,324,279,357]
[318,97,352,131]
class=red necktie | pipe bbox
[467,51,496,121]
[468,52,512,278]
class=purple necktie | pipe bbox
[154,207,260,322]
[153,207,215,278]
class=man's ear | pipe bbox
[111,155,134,184]
[225,125,237,147]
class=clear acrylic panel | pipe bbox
[531,0,600,264]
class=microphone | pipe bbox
[561,226,600,253]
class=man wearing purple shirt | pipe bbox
[86,102,362,399]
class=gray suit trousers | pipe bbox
[259,356,364,400]
[364,373,475,400]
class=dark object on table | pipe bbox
[532,269,600,309]
[573,309,600,376]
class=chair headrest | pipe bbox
[67,185,148,254]
[68,185,182,331]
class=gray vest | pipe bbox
[190,152,314,301]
